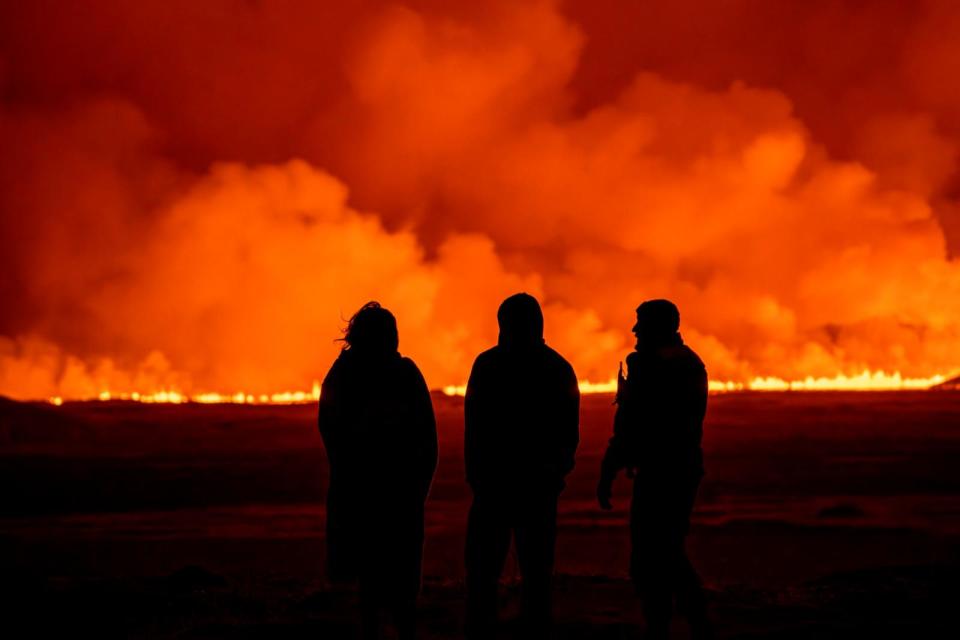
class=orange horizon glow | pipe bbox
[39,369,957,406]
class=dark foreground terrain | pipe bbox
[1,391,958,637]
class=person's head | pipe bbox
[341,301,399,354]
[497,293,544,348]
[633,299,680,349]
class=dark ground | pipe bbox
[1,391,958,637]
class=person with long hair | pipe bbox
[318,302,438,640]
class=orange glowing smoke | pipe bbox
[2,1,960,401]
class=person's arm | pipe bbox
[557,362,580,480]
[409,361,438,502]
[597,355,636,508]
[317,362,342,468]
[693,363,708,425]
[596,407,625,510]
[464,357,484,491]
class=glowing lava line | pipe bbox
[48,382,323,406]
[44,370,955,406]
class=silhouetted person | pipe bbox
[464,293,580,639]
[318,302,438,640]
[597,299,712,640]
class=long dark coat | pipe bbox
[318,349,438,601]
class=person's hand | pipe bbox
[597,479,613,511]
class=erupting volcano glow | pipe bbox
[48,383,324,406]
[41,370,955,406]
[711,370,951,392]
[2,2,960,400]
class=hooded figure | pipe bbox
[318,302,437,640]
[464,293,580,639]
[597,299,712,640]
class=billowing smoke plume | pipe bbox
[1,0,959,397]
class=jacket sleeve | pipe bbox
[317,362,342,468]
[692,362,708,424]
[555,362,580,479]
[599,354,638,482]
[600,409,627,483]
[463,357,484,489]
[409,361,438,502]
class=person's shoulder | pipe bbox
[543,344,576,375]
[322,352,347,382]
[678,344,706,370]
[397,355,427,379]
[472,346,500,368]
[665,344,706,379]
[466,348,500,391]
[625,350,651,377]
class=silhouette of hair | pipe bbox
[635,299,681,340]
[497,292,544,347]
[340,301,399,353]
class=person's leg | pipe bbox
[631,490,672,639]
[391,597,417,640]
[514,493,558,636]
[672,478,711,639]
[633,546,671,640]
[387,507,425,640]
[465,492,512,639]
[359,577,381,640]
[674,544,712,640]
